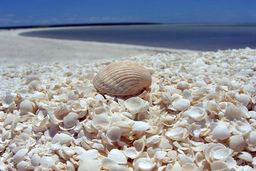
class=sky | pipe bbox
[1,0,256,27]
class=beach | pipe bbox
[0,28,256,170]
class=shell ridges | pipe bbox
[93,61,152,97]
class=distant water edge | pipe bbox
[20,24,256,51]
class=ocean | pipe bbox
[20,24,256,51]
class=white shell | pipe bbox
[17,161,29,171]
[106,126,122,142]
[224,102,242,120]
[211,147,233,160]
[248,111,256,119]
[134,158,155,171]
[229,135,246,151]
[238,152,253,162]
[210,161,228,171]
[91,114,110,130]
[248,131,256,146]
[154,151,167,160]
[52,133,73,145]
[19,100,36,115]
[13,148,29,164]
[80,149,98,160]
[184,107,206,121]
[124,147,141,159]
[212,122,230,140]
[252,63,256,71]
[177,81,189,90]
[108,149,127,164]
[63,112,78,128]
[204,143,233,163]
[78,159,101,171]
[235,93,251,106]
[40,156,54,168]
[165,127,188,141]
[132,121,150,132]
[146,135,161,147]
[234,121,252,135]
[171,98,190,111]
[124,97,149,114]
[66,161,75,171]
[31,154,41,166]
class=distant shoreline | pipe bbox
[0,22,162,30]
[1,22,256,30]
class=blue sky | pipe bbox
[1,0,256,27]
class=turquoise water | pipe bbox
[21,24,256,51]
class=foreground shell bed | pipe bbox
[0,48,256,170]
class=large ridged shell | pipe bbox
[93,61,152,97]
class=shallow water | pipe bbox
[21,24,256,51]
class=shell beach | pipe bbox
[0,29,256,170]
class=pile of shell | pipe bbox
[0,48,256,170]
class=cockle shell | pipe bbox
[93,61,152,97]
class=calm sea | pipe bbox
[20,24,256,51]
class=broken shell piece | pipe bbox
[93,61,152,97]
[184,107,206,121]
[124,97,149,114]
[171,98,190,111]
[212,122,230,140]
[19,100,37,115]
[134,158,155,171]
[165,127,188,141]
[108,149,127,164]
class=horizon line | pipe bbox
[1,21,256,30]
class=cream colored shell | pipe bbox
[93,61,152,97]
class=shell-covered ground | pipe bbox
[0,48,256,171]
